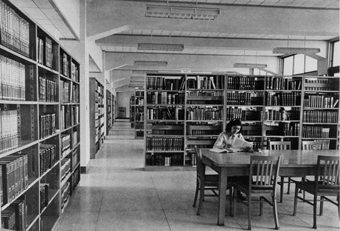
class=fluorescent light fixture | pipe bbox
[273,47,320,55]
[233,63,267,68]
[138,43,184,51]
[134,61,168,66]
[146,5,220,20]
[132,70,159,74]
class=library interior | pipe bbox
[0,0,339,230]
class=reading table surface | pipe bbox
[200,149,340,226]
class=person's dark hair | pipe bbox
[225,118,242,133]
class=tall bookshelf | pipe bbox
[143,73,339,170]
[0,0,81,230]
[106,90,112,134]
[89,78,104,159]
[133,90,144,139]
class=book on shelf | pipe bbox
[45,36,53,68]
[0,55,26,101]
[0,0,30,56]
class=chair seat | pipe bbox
[295,181,339,195]
[231,182,275,195]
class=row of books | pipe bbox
[303,95,338,108]
[1,197,27,230]
[186,107,223,120]
[0,55,26,100]
[60,105,71,130]
[227,76,263,90]
[278,122,300,136]
[303,111,338,123]
[145,153,183,166]
[265,77,301,90]
[226,92,263,105]
[146,107,185,120]
[0,110,19,153]
[135,112,144,122]
[147,76,185,90]
[72,148,78,169]
[304,78,337,91]
[187,129,220,136]
[151,129,183,135]
[61,134,71,153]
[302,126,331,138]
[225,108,261,121]
[40,144,57,176]
[40,183,49,210]
[187,75,225,90]
[146,137,184,151]
[61,158,71,180]
[186,90,223,96]
[264,109,300,121]
[265,92,301,106]
[71,62,79,82]
[146,91,185,105]
[0,153,28,205]
[72,130,78,148]
[61,53,69,77]
[0,0,30,57]
[37,36,54,68]
[39,77,57,102]
[39,113,56,139]
[61,181,70,211]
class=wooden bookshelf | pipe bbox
[106,90,112,134]
[89,78,104,159]
[143,73,339,170]
[132,90,144,139]
[0,0,81,229]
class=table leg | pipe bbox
[218,168,227,226]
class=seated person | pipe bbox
[213,118,253,152]
[214,118,251,200]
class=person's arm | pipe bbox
[236,133,253,152]
[213,133,226,149]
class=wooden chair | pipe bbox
[192,147,219,215]
[230,155,282,230]
[302,140,323,150]
[293,155,340,229]
[268,141,291,203]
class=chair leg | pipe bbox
[229,187,234,216]
[287,177,291,194]
[248,194,252,230]
[280,176,284,203]
[319,196,324,216]
[197,180,204,215]
[259,196,263,216]
[232,188,237,217]
[193,180,199,207]
[338,196,340,220]
[313,194,317,229]
[273,195,280,230]
[293,185,299,216]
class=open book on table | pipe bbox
[209,138,253,153]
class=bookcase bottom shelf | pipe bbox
[144,166,196,171]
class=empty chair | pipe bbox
[268,141,291,203]
[293,155,340,229]
[230,155,282,230]
[302,140,323,150]
[192,147,219,215]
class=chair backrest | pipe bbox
[249,155,281,190]
[194,146,204,178]
[316,155,340,190]
[268,141,291,150]
[302,140,322,150]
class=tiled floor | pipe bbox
[57,119,340,231]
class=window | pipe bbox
[331,41,339,67]
[282,54,318,75]
[283,56,293,75]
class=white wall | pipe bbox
[53,0,81,38]
[117,91,134,118]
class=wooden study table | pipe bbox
[200,148,340,226]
